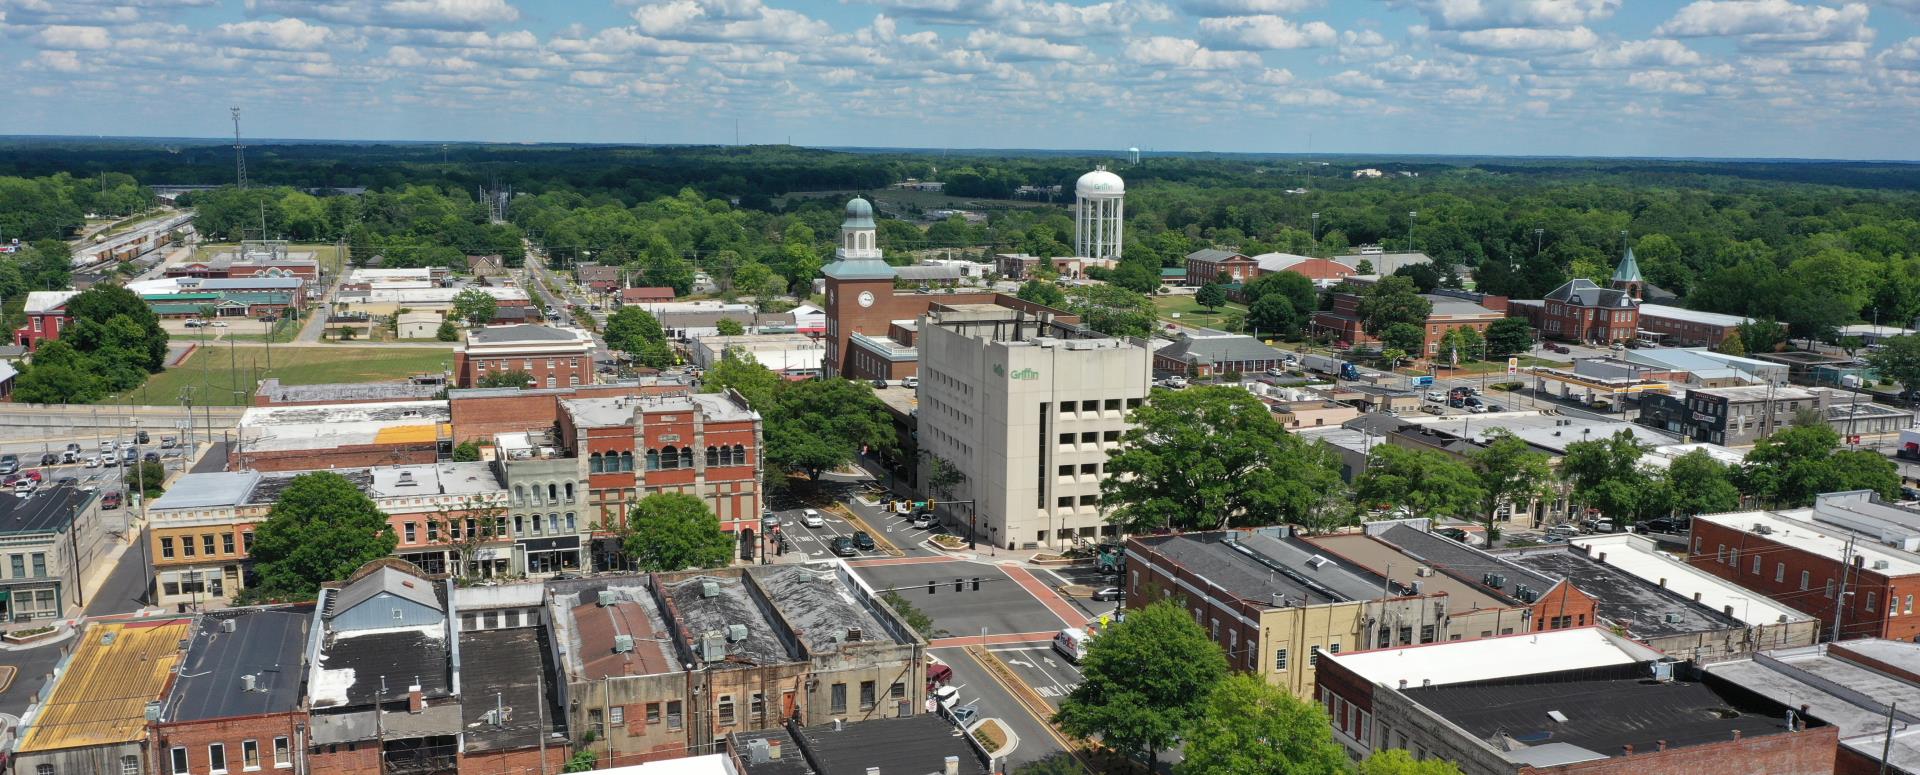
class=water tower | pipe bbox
[1075,167,1125,260]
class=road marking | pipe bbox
[848,555,956,568]
[929,630,1055,648]
[1001,565,1089,627]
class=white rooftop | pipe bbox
[1696,509,1920,577]
[1640,442,1746,469]
[1388,411,1676,455]
[1328,627,1661,689]
[23,290,78,314]
[1568,534,1810,626]
[1638,304,1752,328]
[366,462,502,498]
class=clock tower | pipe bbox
[820,197,898,378]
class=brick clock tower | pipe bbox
[821,197,898,378]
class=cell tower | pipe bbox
[231,107,248,189]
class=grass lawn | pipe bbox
[222,315,302,344]
[1153,295,1247,329]
[112,345,454,407]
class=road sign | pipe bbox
[1507,357,1519,376]
[1411,376,1434,388]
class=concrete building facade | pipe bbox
[916,306,1151,549]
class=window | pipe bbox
[1826,579,1836,599]
[1309,648,1321,667]
[733,444,746,463]
[1729,547,1739,566]
[427,521,439,542]
[588,708,604,736]
[752,692,766,720]
[122,756,140,775]
[1907,595,1914,614]
[610,705,624,725]
[708,446,720,467]
[1776,563,1786,583]
[1715,544,1725,563]
[161,538,174,559]
[831,683,847,714]
[210,743,228,774]
[38,765,53,775]
[274,737,290,768]
[223,534,236,554]
[667,700,684,730]
[243,740,260,770]
[646,449,661,470]
[30,554,45,578]
[404,522,417,543]
[8,555,21,577]
[680,447,694,468]
[621,451,634,471]
[1801,571,1811,591]
[590,453,603,473]
[1868,592,1878,612]
[203,534,216,555]
[860,680,876,710]
[646,702,661,724]
[182,535,195,557]
[1753,555,1762,575]
[718,695,736,725]
[890,682,905,699]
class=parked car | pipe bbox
[1437,527,1474,544]
[135,430,149,444]
[100,440,116,452]
[902,376,919,389]
[83,455,101,469]
[183,319,204,328]
[160,436,176,449]
[143,451,160,463]
[800,509,825,528]
[39,453,59,467]
[1264,367,1285,377]
[870,379,889,389]
[1639,517,1688,535]
[1424,391,1446,402]
[210,320,228,328]
[829,536,857,557]
[65,442,82,455]
[912,512,938,529]
[1165,376,1189,389]
[0,455,17,475]
[1545,524,1581,539]
[13,478,36,495]
[851,531,876,551]
[1091,587,1122,602]
[100,491,123,510]
[1548,343,1570,354]
[930,684,961,713]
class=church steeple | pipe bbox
[821,197,893,280]
[1611,244,1644,301]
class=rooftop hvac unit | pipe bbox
[1306,555,1329,569]
[1663,613,1682,624]
[597,590,615,607]
[727,624,749,643]
[220,618,237,633]
[613,635,634,653]
[746,739,772,765]
[396,471,417,486]
[1874,560,1891,571]
[1483,573,1507,589]
[701,580,720,599]
[1651,661,1675,682]
[241,674,257,692]
[1415,566,1433,577]
[701,632,727,663]
[144,701,162,721]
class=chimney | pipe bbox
[1598,552,1607,563]
[408,684,424,714]
[1657,740,1668,752]
[1622,744,1633,756]
[1399,679,1408,689]
[767,740,781,760]
[1693,592,1702,603]
[1658,577,1667,588]
[944,755,960,775]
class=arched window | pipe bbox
[680,447,694,469]
[733,444,746,465]
[706,446,719,467]
[513,485,526,506]
[531,485,544,506]
[621,451,635,472]
[645,449,659,470]
[661,446,679,469]
[564,483,575,502]
[548,483,559,503]
[589,453,601,474]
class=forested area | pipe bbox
[4,140,1920,338]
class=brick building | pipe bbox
[447,381,690,443]
[1708,639,1920,774]
[151,608,310,775]
[820,197,1072,379]
[1638,304,1754,348]
[1250,253,1357,286]
[14,290,77,349]
[253,378,443,407]
[1310,291,1507,357]
[1689,491,1920,642]
[1184,248,1258,286]
[234,400,450,471]
[11,619,191,775]
[1309,523,1599,635]
[454,324,597,389]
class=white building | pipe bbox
[915,304,1152,549]
[1074,167,1124,260]
[692,333,825,377]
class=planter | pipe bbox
[970,718,1013,757]
[930,535,967,550]
[4,626,58,645]
[1030,553,1077,566]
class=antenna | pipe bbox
[231,107,247,189]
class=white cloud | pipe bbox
[1197,15,1337,50]
[631,0,830,43]
[1371,54,1477,81]
[1124,35,1262,68]
[1439,25,1600,55]
[965,29,1090,61]
[210,18,334,50]
[1628,69,1707,93]
[34,25,111,50]
[243,0,518,30]
[1655,0,1871,45]
[1394,0,1620,31]
[848,0,1171,35]
[1881,36,1920,69]
[1546,38,1705,69]
[1179,0,1319,16]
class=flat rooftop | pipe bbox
[1499,546,1742,637]
[1327,627,1661,689]
[1708,641,1920,771]
[563,392,756,429]
[1306,533,1509,613]
[239,400,450,451]
[1567,534,1810,626]
[664,574,794,667]
[255,378,442,404]
[1386,412,1677,455]
[751,564,908,654]
[1133,532,1346,608]
[1696,509,1920,576]
[558,583,682,680]
[366,462,503,498]
[467,324,593,345]
[1406,665,1796,763]
[1692,384,1822,401]
[0,484,88,535]
[1373,524,1554,602]
[734,714,988,775]
[460,627,563,752]
[1638,304,1751,327]
[163,608,310,724]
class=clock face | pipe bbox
[858,291,876,308]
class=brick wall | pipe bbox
[450,384,676,443]
[236,444,438,472]
[1529,582,1599,632]
[456,348,593,390]
[459,745,570,775]
[1524,724,1837,775]
[1688,520,1920,641]
[153,714,303,775]
[306,742,380,775]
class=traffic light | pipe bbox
[954,578,963,592]
[927,499,938,509]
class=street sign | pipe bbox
[1507,357,1519,376]
[1411,376,1434,388]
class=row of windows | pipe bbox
[513,482,576,506]
[164,737,292,774]
[474,357,581,372]
[1709,537,1917,615]
[160,533,251,560]
[1057,398,1139,415]
[6,553,48,579]
[1057,430,1122,446]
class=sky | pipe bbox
[3,0,1919,160]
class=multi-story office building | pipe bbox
[455,324,596,389]
[915,305,1150,549]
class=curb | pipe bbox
[831,502,905,558]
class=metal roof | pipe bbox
[162,608,310,723]
[1612,246,1644,283]
[331,565,444,618]
[18,620,192,752]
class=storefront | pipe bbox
[0,583,60,621]
[519,536,581,576]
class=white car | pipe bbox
[1165,376,1189,389]
[800,509,825,528]
[1424,391,1446,402]
[210,321,228,328]
[931,684,960,712]
[902,376,919,389]
[1264,367,1284,377]
[83,455,101,468]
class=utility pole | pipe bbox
[1835,531,1858,642]
[135,418,151,605]
[1881,701,1897,775]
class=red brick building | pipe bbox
[1184,249,1258,286]
[1507,247,1646,346]
[1251,253,1357,286]
[1689,495,1920,642]
[14,290,77,350]
[454,324,597,389]
[1309,291,1507,358]
[559,390,763,547]
[150,609,309,775]
[448,381,686,443]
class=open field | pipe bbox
[111,345,454,407]
[1152,294,1247,329]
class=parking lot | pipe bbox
[851,559,1076,639]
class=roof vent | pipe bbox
[614,635,634,653]
[845,627,863,642]
[395,471,417,486]
[701,580,720,599]
[1415,566,1433,577]
[101,631,116,646]
[727,624,749,643]
[144,701,163,721]
[598,590,615,607]
[1874,560,1891,571]
[242,674,257,692]
[220,618,238,633]
[1306,555,1329,569]
[1547,710,1568,723]
[1664,613,1682,624]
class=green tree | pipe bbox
[477,369,534,389]
[1484,318,1534,359]
[764,378,895,480]
[1066,284,1158,338]
[1102,386,1342,532]
[247,472,399,600]
[880,590,947,639]
[1470,430,1556,538]
[452,441,482,462]
[1356,445,1487,522]
[1742,424,1899,507]
[65,283,168,373]
[1195,283,1228,311]
[1354,259,1374,275]
[621,492,734,571]
[124,459,166,499]
[1358,749,1464,775]
[714,318,746,336]
[1715,330,1747,356]
[435,318,458,341]
[1241,271,1317,313]
[700,349,780,409]
[1664,449,1742,516]
[1867,334,1920,399]
[564,748,598,773]
[1560,430,1658,524]
[732,261,788,311]
[1357,276,1431,336]
[1179,674,1351,775]
[1017,279,1067,307]
[1247,295,1299,337]
[1054,601,1228,771]
[1737,319,1784,354]
[1438,326,1485,364]
[604,306,674,368]
[451,287,497,326]
[1379,323,1424,357]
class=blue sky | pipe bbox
[3,0,1919,159]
